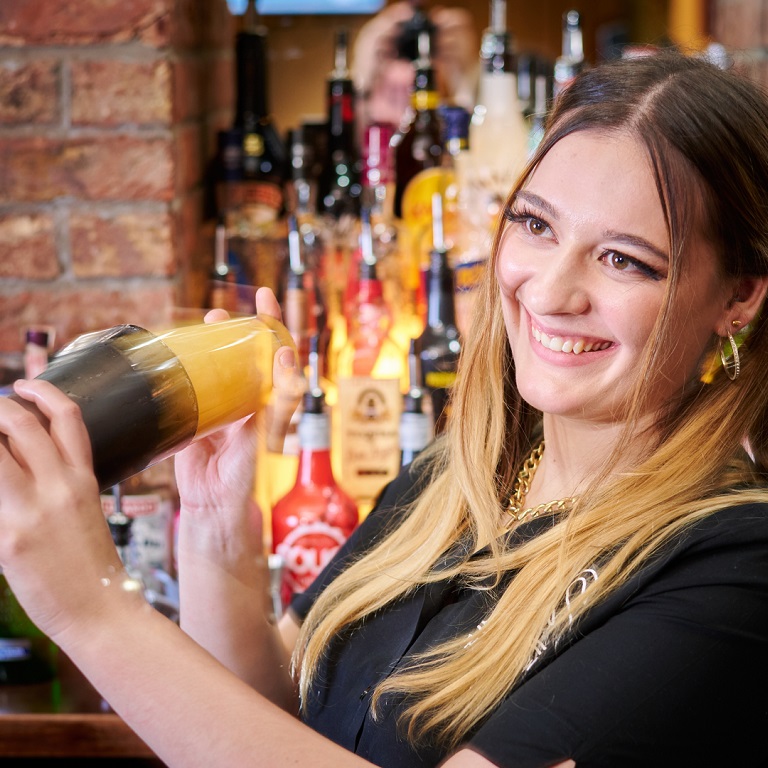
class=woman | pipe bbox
[2,52,768,767]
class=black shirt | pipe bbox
[291,466,768,767]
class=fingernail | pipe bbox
[279,349,295,369]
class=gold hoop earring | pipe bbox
[719,332,741,381]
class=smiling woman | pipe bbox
[3,51,768,768]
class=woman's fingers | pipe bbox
[7,379,94,473]
[204,308,230,324]
[266,347,305,453]
[255,286,282,322]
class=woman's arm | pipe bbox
[172,289,302,710]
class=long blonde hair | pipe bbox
[294,53,768,749]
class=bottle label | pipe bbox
[338,377,401,503]
[276,521,349,598]
[298,412,330,451]
[100,493,174,573]
[400,412,432,452]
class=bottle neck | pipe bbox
[426,255,456,328]
[328,79,356,148]
[476,70,520,115]
[235,30,269,128]
[296,413,334,485]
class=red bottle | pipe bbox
[271,338,359,609]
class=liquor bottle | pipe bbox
[362,123,420,353]
[553,10,585,98]
[0,571,56,684]
[318,29,361,220]
[400,339,432,466]
[528,66,550,157]
[207,219,239,312]
[391,30,444,220]
[222,0,286,300]
[284,215,311,370]
[106,484,179,623]
[272,337,358,608]
[335,211,406,513]
[466,0,529,225]
[232,0,286,225]
[416,194,461,435]
[286,129,329,360]
[11,314,293,491]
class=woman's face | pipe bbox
[496,129,732,427]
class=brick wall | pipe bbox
[0,0,234,376]
[712,0,768,86]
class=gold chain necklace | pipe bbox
[506,441,577,525]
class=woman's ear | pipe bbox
[721,275,768,333]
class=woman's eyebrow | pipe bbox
[513,190,559,220]
[602,230,670,263]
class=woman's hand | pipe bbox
[0,379,129,644]
[174,287,303,526]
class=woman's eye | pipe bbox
[608,252,631,270]
[605,251,662,280]
[526,218,549,236]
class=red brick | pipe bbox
[198,0,235,49]
[0,213,59,279]
[172,58,203,123]
[0,0,172,47]
[0,283,178,354]
[175,190,207,307]
[0,136,174,202]
[0,59,60,125]
[70,209,175,278]
[71,59,172,127]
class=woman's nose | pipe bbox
[519,247,591,317]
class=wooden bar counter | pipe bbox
[0,653,164,765]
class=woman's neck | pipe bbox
[525,415,655,509]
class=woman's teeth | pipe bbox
[532,327,611,354]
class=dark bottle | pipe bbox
[272,336,359,609]
[400,338,432,466]
[553,10,585,98]
[318,29,361,220]
[0,571,56,684]
[391,30,444,219]
[394,0,436,61]
[232,0,286,223]
[416,194,460,435]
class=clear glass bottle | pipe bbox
[466,0,529,226]
[553,10,586,98]
[400,339,432,466]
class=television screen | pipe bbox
[228,0,385,14]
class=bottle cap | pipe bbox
[25,328,50,348]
